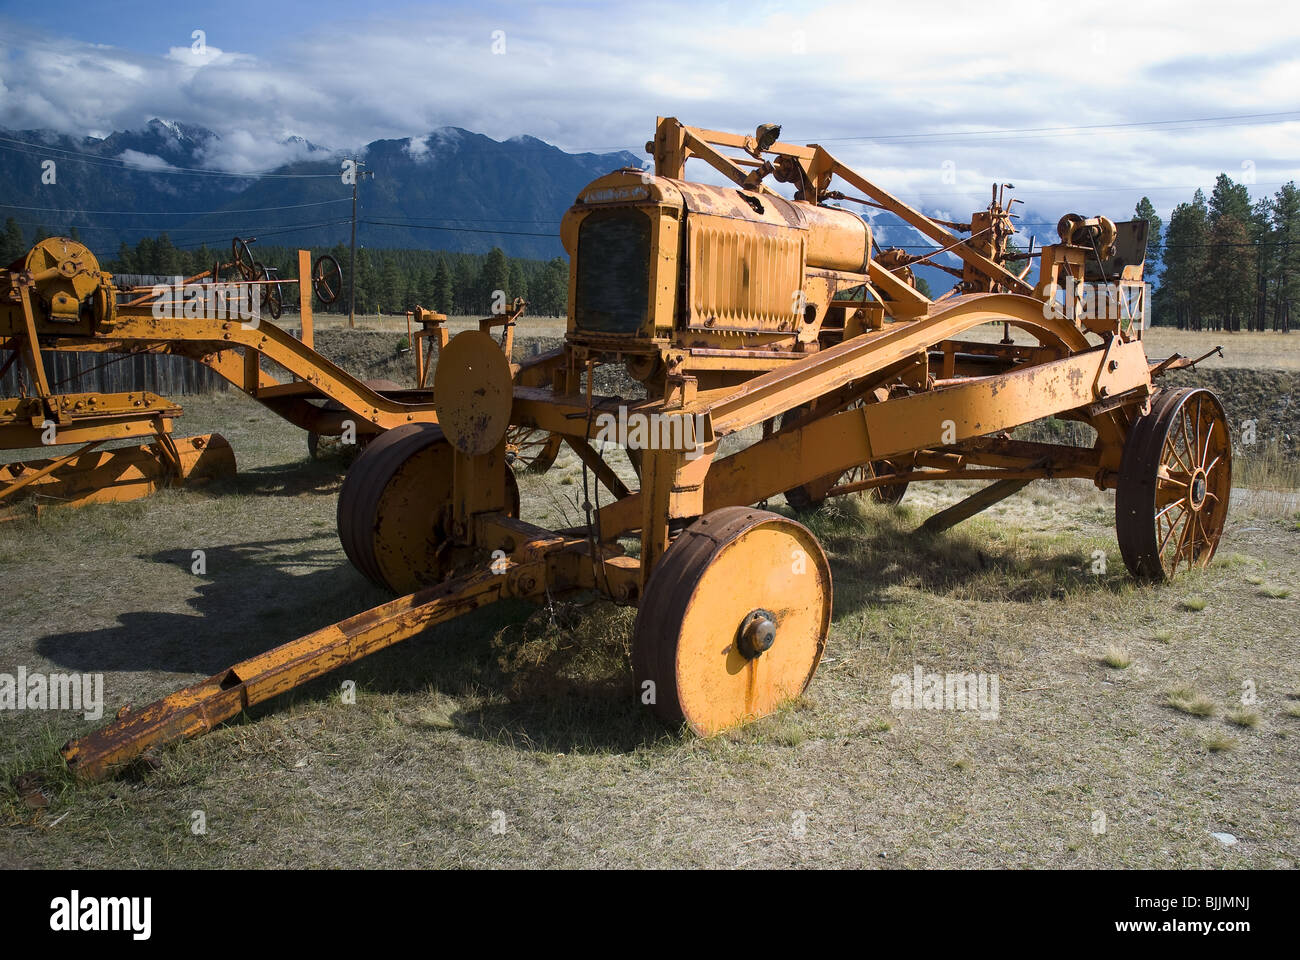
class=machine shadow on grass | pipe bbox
[35,537,386,676]
[793,500,1131,620]
[31,535,661,758]
[222,458,346,499]
[33,497,1131,768]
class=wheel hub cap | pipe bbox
[738,609,777,659]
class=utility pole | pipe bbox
[347,158,373,329]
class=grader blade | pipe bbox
[62,567,510,781]
[0,434,234,509]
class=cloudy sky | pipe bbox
[1,0,1298,235]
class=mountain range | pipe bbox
[2,119,990,294]
[0,119,642,260]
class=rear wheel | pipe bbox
[263,278,283,320]
[1116,387,1231,581]
[780,402,909,510]
[337,423,519,593]
[504,425,562,473]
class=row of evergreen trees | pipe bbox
[6,171,1298,332]
[1140,176,1298,331]
[0,221,569,318]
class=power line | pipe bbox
[171,219,352,250]
[362,219,556,238]
[0,198,350,216]
[4,217,352,236]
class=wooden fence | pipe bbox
[2,349,231,397]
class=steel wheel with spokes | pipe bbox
[1116,387,1231,581]
[780,402,909,510]
[504,425,562,473]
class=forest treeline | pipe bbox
[1139,174,1296,331]
[4,171,1297,331]
[0,222,569,318]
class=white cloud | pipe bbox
[0,0,1297,225]
[115,149,178,171]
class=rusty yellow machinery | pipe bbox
[57,117,1231,779]
[0,238,239,510]
[0,238,559,508]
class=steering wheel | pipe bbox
[312,254,343,304]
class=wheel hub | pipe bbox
[1189,469,1207,510]
[738,608,777,659]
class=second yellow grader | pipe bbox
[63,118,1231,778]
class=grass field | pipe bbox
[308,314,1300,371]
[2,382,1298,868]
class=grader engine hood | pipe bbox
[562,169,870,342]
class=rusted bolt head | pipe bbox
[738,609,777,659]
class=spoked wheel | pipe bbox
[337,423,519,593]
[312,254,343,304]
[1116,387,1231,581]
[262,277,283,320]
[232,238,259,281]
[633,507,832,736]
[504,425,562,473]
[780,402,909,510]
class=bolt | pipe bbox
[738,609,777,659]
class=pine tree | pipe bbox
[1133,197,1163,273]
[415,265,436,312]
[1269,182,1300,332]
[114,241,133,274]
[0,218,24,265]
[480,247,510,314]
[1249,198,1273,331]
[379,257,402,314]
[432,256,453,314]
[1160,191,1208,330]
[453,258,476,314]
[404,269,422,312]
[535,257,568,316]
[355,250,376,315]
[508,260,527,305]
[155,233,184,278]
[135,236,159,275]
[1207,213,1251,331]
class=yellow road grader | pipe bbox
[14,117,1231,778]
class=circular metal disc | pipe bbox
[337,423,520,594]
[633,507,832,736]
[433,331,513,456]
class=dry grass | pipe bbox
[1102,646,1132,669]
[1226,708,1260,728]
[1168,688,1216,717]
[960,322,1300,370]
[2,389,1298,869]
[1203,733,1238,753]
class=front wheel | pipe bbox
[632,507,832,736]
